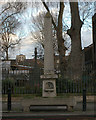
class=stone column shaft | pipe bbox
[44,13,54,75]
[41,12,57,97]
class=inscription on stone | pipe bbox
[45,82,54,89]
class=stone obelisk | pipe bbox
[41,12,57,97]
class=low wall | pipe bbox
[21,97,76,112]
[2,96,95,112]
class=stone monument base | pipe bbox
[41,74,58,97]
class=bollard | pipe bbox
[7,88,11,111]
[83,89,86,111]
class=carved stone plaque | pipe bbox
[45,82,54,89]
[42,79,56,97]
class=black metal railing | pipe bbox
[2,64,95,95]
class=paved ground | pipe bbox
[1,111,96,120]
[1,96,95,120]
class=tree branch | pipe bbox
[0,6,10,16]
[0,11,20,26]
[41,0,57,31]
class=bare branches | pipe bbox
[79,2,94,23]
[1,31,21,60]
[1,11,20,26]
[0,5,22,60]
[0,2,27,60]
[41,0,57,30]
[0,2,27,27]
[0,5,10,16]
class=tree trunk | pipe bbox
[5,48,8,60]
[57,3,67,76]
[67,2,83,81]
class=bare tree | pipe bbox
[41,1,93,80]
[67,2,94,81]
[30,11,58,54]
[0,2,28,60]
[31,12,45,48]
[67,2,83,81]
[1,16,21,60]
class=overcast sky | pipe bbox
[1,2,95,59]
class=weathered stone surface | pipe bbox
[41,12,57,97]
[2,96,95,112]
[42,79,56,97]
[41,74,58,79]
[44,12,54,75]
[21,97,76,112]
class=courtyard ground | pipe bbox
[1,95,96,120]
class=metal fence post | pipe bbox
[7,88,11,111]
[83,89,86,111]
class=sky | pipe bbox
[0,2,95,59]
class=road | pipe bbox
[1,111,96,120]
